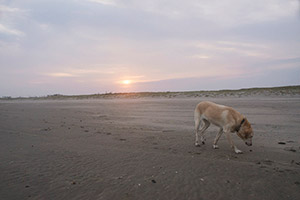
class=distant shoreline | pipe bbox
[1,85,300,100]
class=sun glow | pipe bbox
[122,80,131,85]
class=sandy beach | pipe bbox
[0,95,300,200]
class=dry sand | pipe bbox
[0,97,300,200]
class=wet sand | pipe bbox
[0,97,300,199]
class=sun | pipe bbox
[122,80,131,85]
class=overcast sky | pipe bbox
[1,0,299,97]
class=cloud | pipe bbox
[189,55,211,59]
[0,4,28,37]
[44,73,78,78]
[0,5,21,12]
[87,0,117,6]
[193,0,299,26]
[96,0,299,25]
[251,57,300,71]
[0,24,25,36]
[41,67,119,79]
[194,40,270,58]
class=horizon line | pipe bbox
[1,85,299,99]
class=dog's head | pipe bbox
[237,118,253,146]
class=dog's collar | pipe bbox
[236,118,245,132]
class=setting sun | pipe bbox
[122,80,131,85]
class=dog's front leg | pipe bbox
[213,128,223,149]
[225,131,242,154]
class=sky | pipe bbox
[0,0,300,97]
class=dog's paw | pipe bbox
[201,141,205,145]
[235,149,243,154]
[213,145,219,149]
[195,143,201,147]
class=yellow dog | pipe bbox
[194,101,253,154]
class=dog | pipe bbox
[194,101,253,154]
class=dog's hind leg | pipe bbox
[213,128,223,149]
[194,116,202,147]
[199,119,210,145]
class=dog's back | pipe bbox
[194,101,239,127]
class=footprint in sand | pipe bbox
[95,131,112,135]
[42,127,51,132]
[284,147,297,152]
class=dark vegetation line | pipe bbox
[1,85,299,100]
